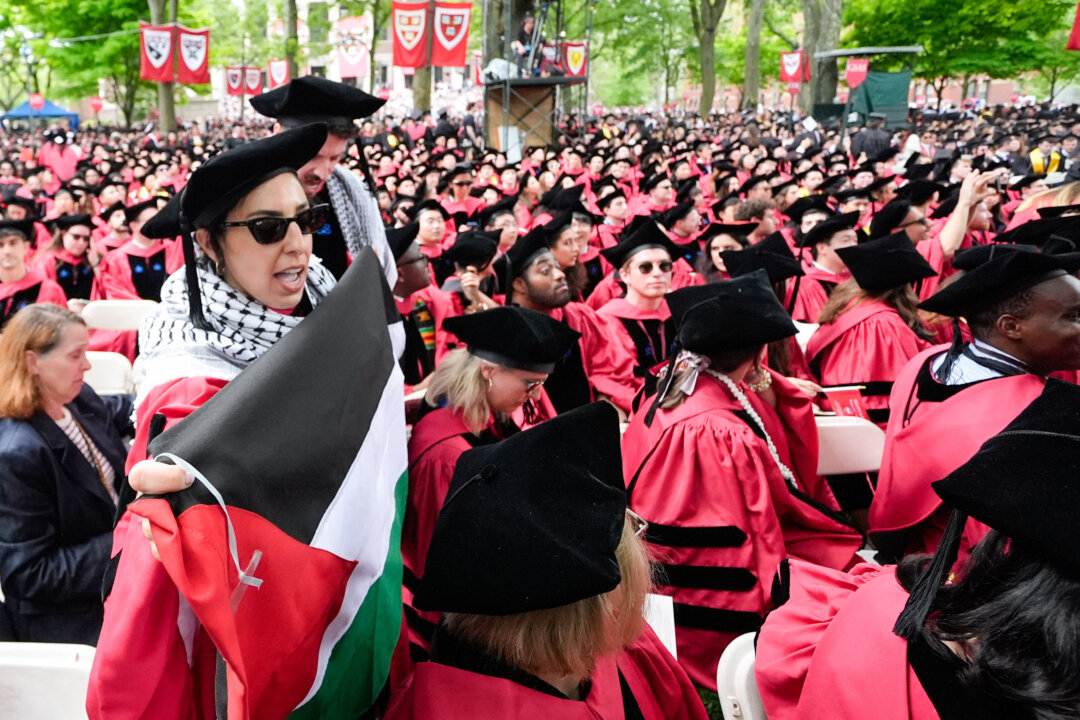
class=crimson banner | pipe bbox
[244,67,263,95]
[140,23,174,83]
[845,58,868,89]
[431,1,471,67]
[563,41,587,77]
[337,15,370,78]
[780,51,810,83]
[225,67,244,96]
[1069,1,1080,51]
[176,26,210,84]
[392,1,429,68]
[268,59,289,89]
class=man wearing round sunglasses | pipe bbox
[250,76,394,285]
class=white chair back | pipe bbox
[84,351,133,396]
[716,632,767,720]
[792,321,819,352]
[643,593,677,659]
[0,642,95,719]
[815,415,886,475]
[81,299,157,331]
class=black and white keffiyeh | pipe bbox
[326,165,397,286]
[135,255,337,409]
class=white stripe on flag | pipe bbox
[299,327,408,705]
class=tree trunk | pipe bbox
[148,0,176,131]
[743,0,766,110]
[485,0,505,65]
[691,0,727,115]
[285,0,300,79]
[934,77,947,110]
[413,67,432,110]
[800,0,841,112]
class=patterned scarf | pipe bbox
[325,165,397,287]
[135,255,336,409]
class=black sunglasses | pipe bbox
[636,260,673,274]
[219,203,330,245]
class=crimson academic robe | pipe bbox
[91,240,183,303]
[806,300,932,426]
[385,626,709,720]
[585,259,701,312]
[596,298,675,398]
[869,345,1044,562]
[89,376,230,720]
[397,286,456,389]
[33,248,94,301]
[755,562,942,720]
[547,302,641,413]
[622,372,860,689]
[800,263,849,297]
[596,223,622,250]
[782,275,830,324]
[0,269,68,327]
[401,409,516,663]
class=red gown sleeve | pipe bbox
[36,278,70,307]
[88,377,229,720]
[566,304,642,412]
[618,626,711,720]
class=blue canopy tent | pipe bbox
[1,100,79,129]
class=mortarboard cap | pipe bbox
[97,200,127,223]
[720,232,804,284]
[661,200,697,228]
[442,305,581,375]
[249,75,385,125]
[477,194,519,227]
[835,231,936,292]
[123,197,161,225]
[785,195,833,223]
[140,191,183,240]
[600,219,679,268]
[868,197,914,240]
[385,223,420,262]
[0,218,35,240]
[801,211,859,248]
[919,251,1076,317]
[410,198,452,222]
[737,174,772,196]
[52,213,93,230]
[950,243,1037,272]
[443,229,501,269]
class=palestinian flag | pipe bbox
[132,249,407,719]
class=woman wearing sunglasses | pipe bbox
[88,125,344,720]
[32,214,99,311]
[596,222,680,399]
[401,306,579,668]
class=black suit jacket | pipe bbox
[0,385,132,644]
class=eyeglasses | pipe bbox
[523,377,546,393]
[635,260,673,274]
[626,508,649,537]
[452,180,474,187]
[219,203,330,245]
[897,215,932,230]
[397,255,429,269]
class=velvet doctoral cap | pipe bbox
[835,232,936,293]
[414,402,626,615]
[443,229,501,269]
[919,251,1074,317]
[721,232,805,284]
[385,223,420,262]
[249,75,385,124]
[139,191,184,240]
[443,305,580,374]
[800,211,859,248]
[667,270,797,355]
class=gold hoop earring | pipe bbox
[488,377,494,390]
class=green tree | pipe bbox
[689,0,728,113]
[846,0,1074,108]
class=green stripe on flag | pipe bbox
[290,469,408,719]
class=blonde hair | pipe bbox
[1015,181,1080,214]
[443,519,652,679]
[0,304,85,419]
[422,348,496,434]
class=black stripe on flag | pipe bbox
[147,249,399,545]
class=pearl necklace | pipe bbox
[705,369,800,492]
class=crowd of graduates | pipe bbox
[2,79,1080,719]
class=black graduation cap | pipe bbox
[868,197,914,240]
[835,232,936,293]
[737,174,771,196]
[950,243,1037,272]
[801,211,859,248]
[903,163,936,183]
[929,193,960,220]
[994,216,1080,247]
[600,220,680,268]
[1009,174,1046,192]
[847,163,877,179]
[414,401,624,615]
[699,221,759,244]
[443,229,501,269]
[640,173,670,193]
[441,163,473,186]
[661,200,696,228]
[123,197,161,225]
[540,210,575,240]
[499,225,552,282]
[441,305,581,375]
[1036,205,1080,218]
[139,190,184,240]
[596,187,626,211]
[249,75,385,124]
[785,195,832,223]
[675,179,702,204]
[721,232,804,284]
[52,213,93,231]
[97,200,127,223]
[896,180,946,206]
[0,218,35,241]
[919,251,1073,317]
[410,198,451,221]
[385,223,420,262]
[894,379,1080,640]
[477,194,518,227]
[865,175,897,193]
[666,270,797,356]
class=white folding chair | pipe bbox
[792,321,819,352]
[0,642,95,719]
[84,351,133,396]
[716,632,767,720]
[643,593,677,659]
[81,299,157,331]
[815,415,886,476]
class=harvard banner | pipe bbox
[268,59,290,89]
[139,23,174,83]
[338,15,370,79]
[780,51,810,83]
[392,0,428,68]
[845,58,868,89]
[176,26,210,85]
[430,1,471,67]
[225,66,244,96]
[1069,1,1080,51]
[245,66,264,95]
[132,250,407,719]
[563,41,587,77]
